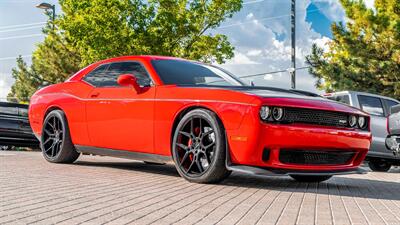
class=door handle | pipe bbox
[90,92,100,98]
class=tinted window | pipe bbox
[385,99,399,109]
[107,62,152,87]
[358,95,384,116]
[83,64,109,87]
[83,62,152,87]
[151,60,242,86]
[328,95,350,105]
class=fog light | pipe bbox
[349,115,357,127]
[272,107,284,121]
[259,106,270,120]
[358,116,367,129]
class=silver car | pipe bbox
[326,91,400,172]
[386,104,400,155]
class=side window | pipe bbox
[82,64,109,87]
[107,62,152,87]
[358,95,384,116]
[384,99,399,111]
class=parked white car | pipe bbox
[326,91,399,172]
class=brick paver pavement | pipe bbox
[1,151,400,225]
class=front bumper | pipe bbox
[226,164,367,176]
[228,123,371,173]
[386,135,400,156]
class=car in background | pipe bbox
[326,91,400,172]
[386,104,400,155]
[0,101,39,149]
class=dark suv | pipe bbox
[0,102,39,148]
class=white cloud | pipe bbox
[0,73,13,100]
[225,51,261,65]
[214,0,344,93]
[246,49,262,57]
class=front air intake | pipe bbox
[279,149,356,165]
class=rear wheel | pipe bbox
[41,110,79,163]
[172,109,230,183]
[368,160,391,172]
[290,175,332,182]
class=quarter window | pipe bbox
[83,64,109,87]
[358,95,384,116]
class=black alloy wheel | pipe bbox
[42,114,64,158]
[41,110,79,163]
[172,109,230,183]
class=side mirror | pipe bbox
[117,74,142,93]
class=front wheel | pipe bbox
[368,160,391,172]
[41,110,80,163]
[172,109,230,183]
[290,175,332,182]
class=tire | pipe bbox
[290,175,333,182]
[41,110,80,163]
[368,160,391,172]
[172,109,231,183]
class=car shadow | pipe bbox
[74,160,400,201]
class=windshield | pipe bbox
[151,59,243,86]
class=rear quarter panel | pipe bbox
[29,81,94,145]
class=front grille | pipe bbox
[282,108,351,128]
[279,149,356,165]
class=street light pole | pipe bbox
[290,0,296,89]
[36,2,56,31]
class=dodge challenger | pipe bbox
[29,56,371,183]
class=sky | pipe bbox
[0,0,375,99]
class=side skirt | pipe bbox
[75,145,172,164]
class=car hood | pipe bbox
[178,85,368,116]
[179,84,321,99]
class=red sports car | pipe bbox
[29,56,371,183]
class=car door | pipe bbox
[357,95,388,155]
[17,104,34,137]
[0,102,19,137]
[84,61,155,153]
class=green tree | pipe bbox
[8,29,81,102]
[8,0,242,102]
[306,0,400,99]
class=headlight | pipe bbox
[259,106,270,120]
[358,116,367,129]
[349,115,357,127]
[272,107,284,121]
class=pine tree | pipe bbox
[306,0,400,99]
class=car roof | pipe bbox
[97,55,186,64]
[329,91,399,102]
